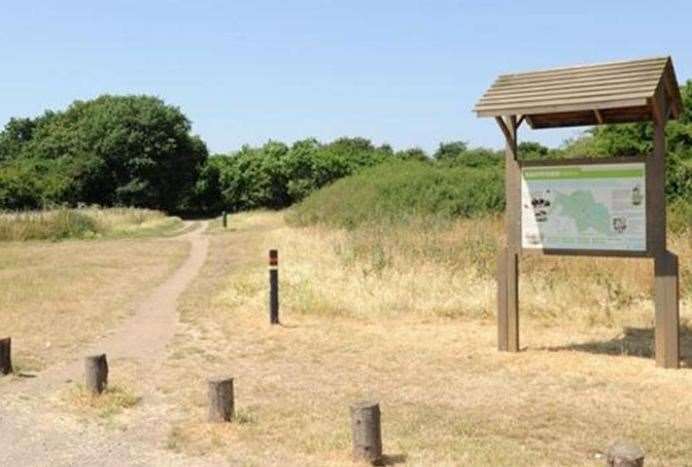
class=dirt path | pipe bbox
[0,221,228,466]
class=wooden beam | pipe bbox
[476,97,650,118]
[516,114,526,129]
[663,59,682,117]
[593,109,604,124]
[650,84,670,128]
[662,77,677,116]
[495,116,514,148]
[647,90,668,256]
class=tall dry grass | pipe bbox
[0,207,181,241]
[261,212,691,329]
[162,210,692,465]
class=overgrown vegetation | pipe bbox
[289,160,504,228]
[0,207,181,241]
[1,82,690,217]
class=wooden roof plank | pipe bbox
[495,56,667,78]
[476,94,652,112]
[477,87,657,106]
[495,58,667,83]
[492,68,665,88]
[474,56,682,123]
[475,97,650,118]
[483,78,661,98]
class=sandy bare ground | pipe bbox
[0,221,228,466]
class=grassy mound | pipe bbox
[288,160,504,228]
[0,207,182,241]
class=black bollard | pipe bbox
[269,249,279,324]
[0,337,12,376]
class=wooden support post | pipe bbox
[222,211,228,228]
[350,401,383,464]
[0,337,12,375]
[655,251,680,368]
[208,377,234,422]
[649,91,679,368]
[647,89,668,255]
[605,439,645,467]
[497,249,519,351]
[84,354,108,395]
[496,115,521,352]
[269,249,279,324]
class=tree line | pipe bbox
[0,85,690,215]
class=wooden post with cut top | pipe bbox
[208,377,234,422]
[85,354,108,394]
[350,401,383,464]
[474,56,684,368]
[606,439,645,467]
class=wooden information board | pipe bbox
[474,57,683,368]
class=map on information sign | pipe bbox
[521,162,646,251]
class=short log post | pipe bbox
[84,354,108,395]
[208,377,234,422]
[605,439,645,467]
[222,211,228,228]
[0,337,12,375]
[269,249,279,324]
[350,401,383,464]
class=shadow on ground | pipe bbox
[377,454,407,466]
[542,326,692,368]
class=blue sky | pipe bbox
[0,1,690,154]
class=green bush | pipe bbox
[288,160,504,228]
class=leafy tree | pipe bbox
[396,147,429,162]
[445,147,503,168]
[518,141,549,160]
[433,141,468,161]
[0,95,208,211]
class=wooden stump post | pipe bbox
[350,401,383,464]
[222,211,228,228]
[606,439,645,467]
[0,337,12,375]
[84,354,108,395]
[208,377,234,422]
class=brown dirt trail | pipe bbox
[0,221,230,466]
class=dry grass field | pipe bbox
[159,210,692,466]
[0,207,184,241]
[0,218,189,371]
